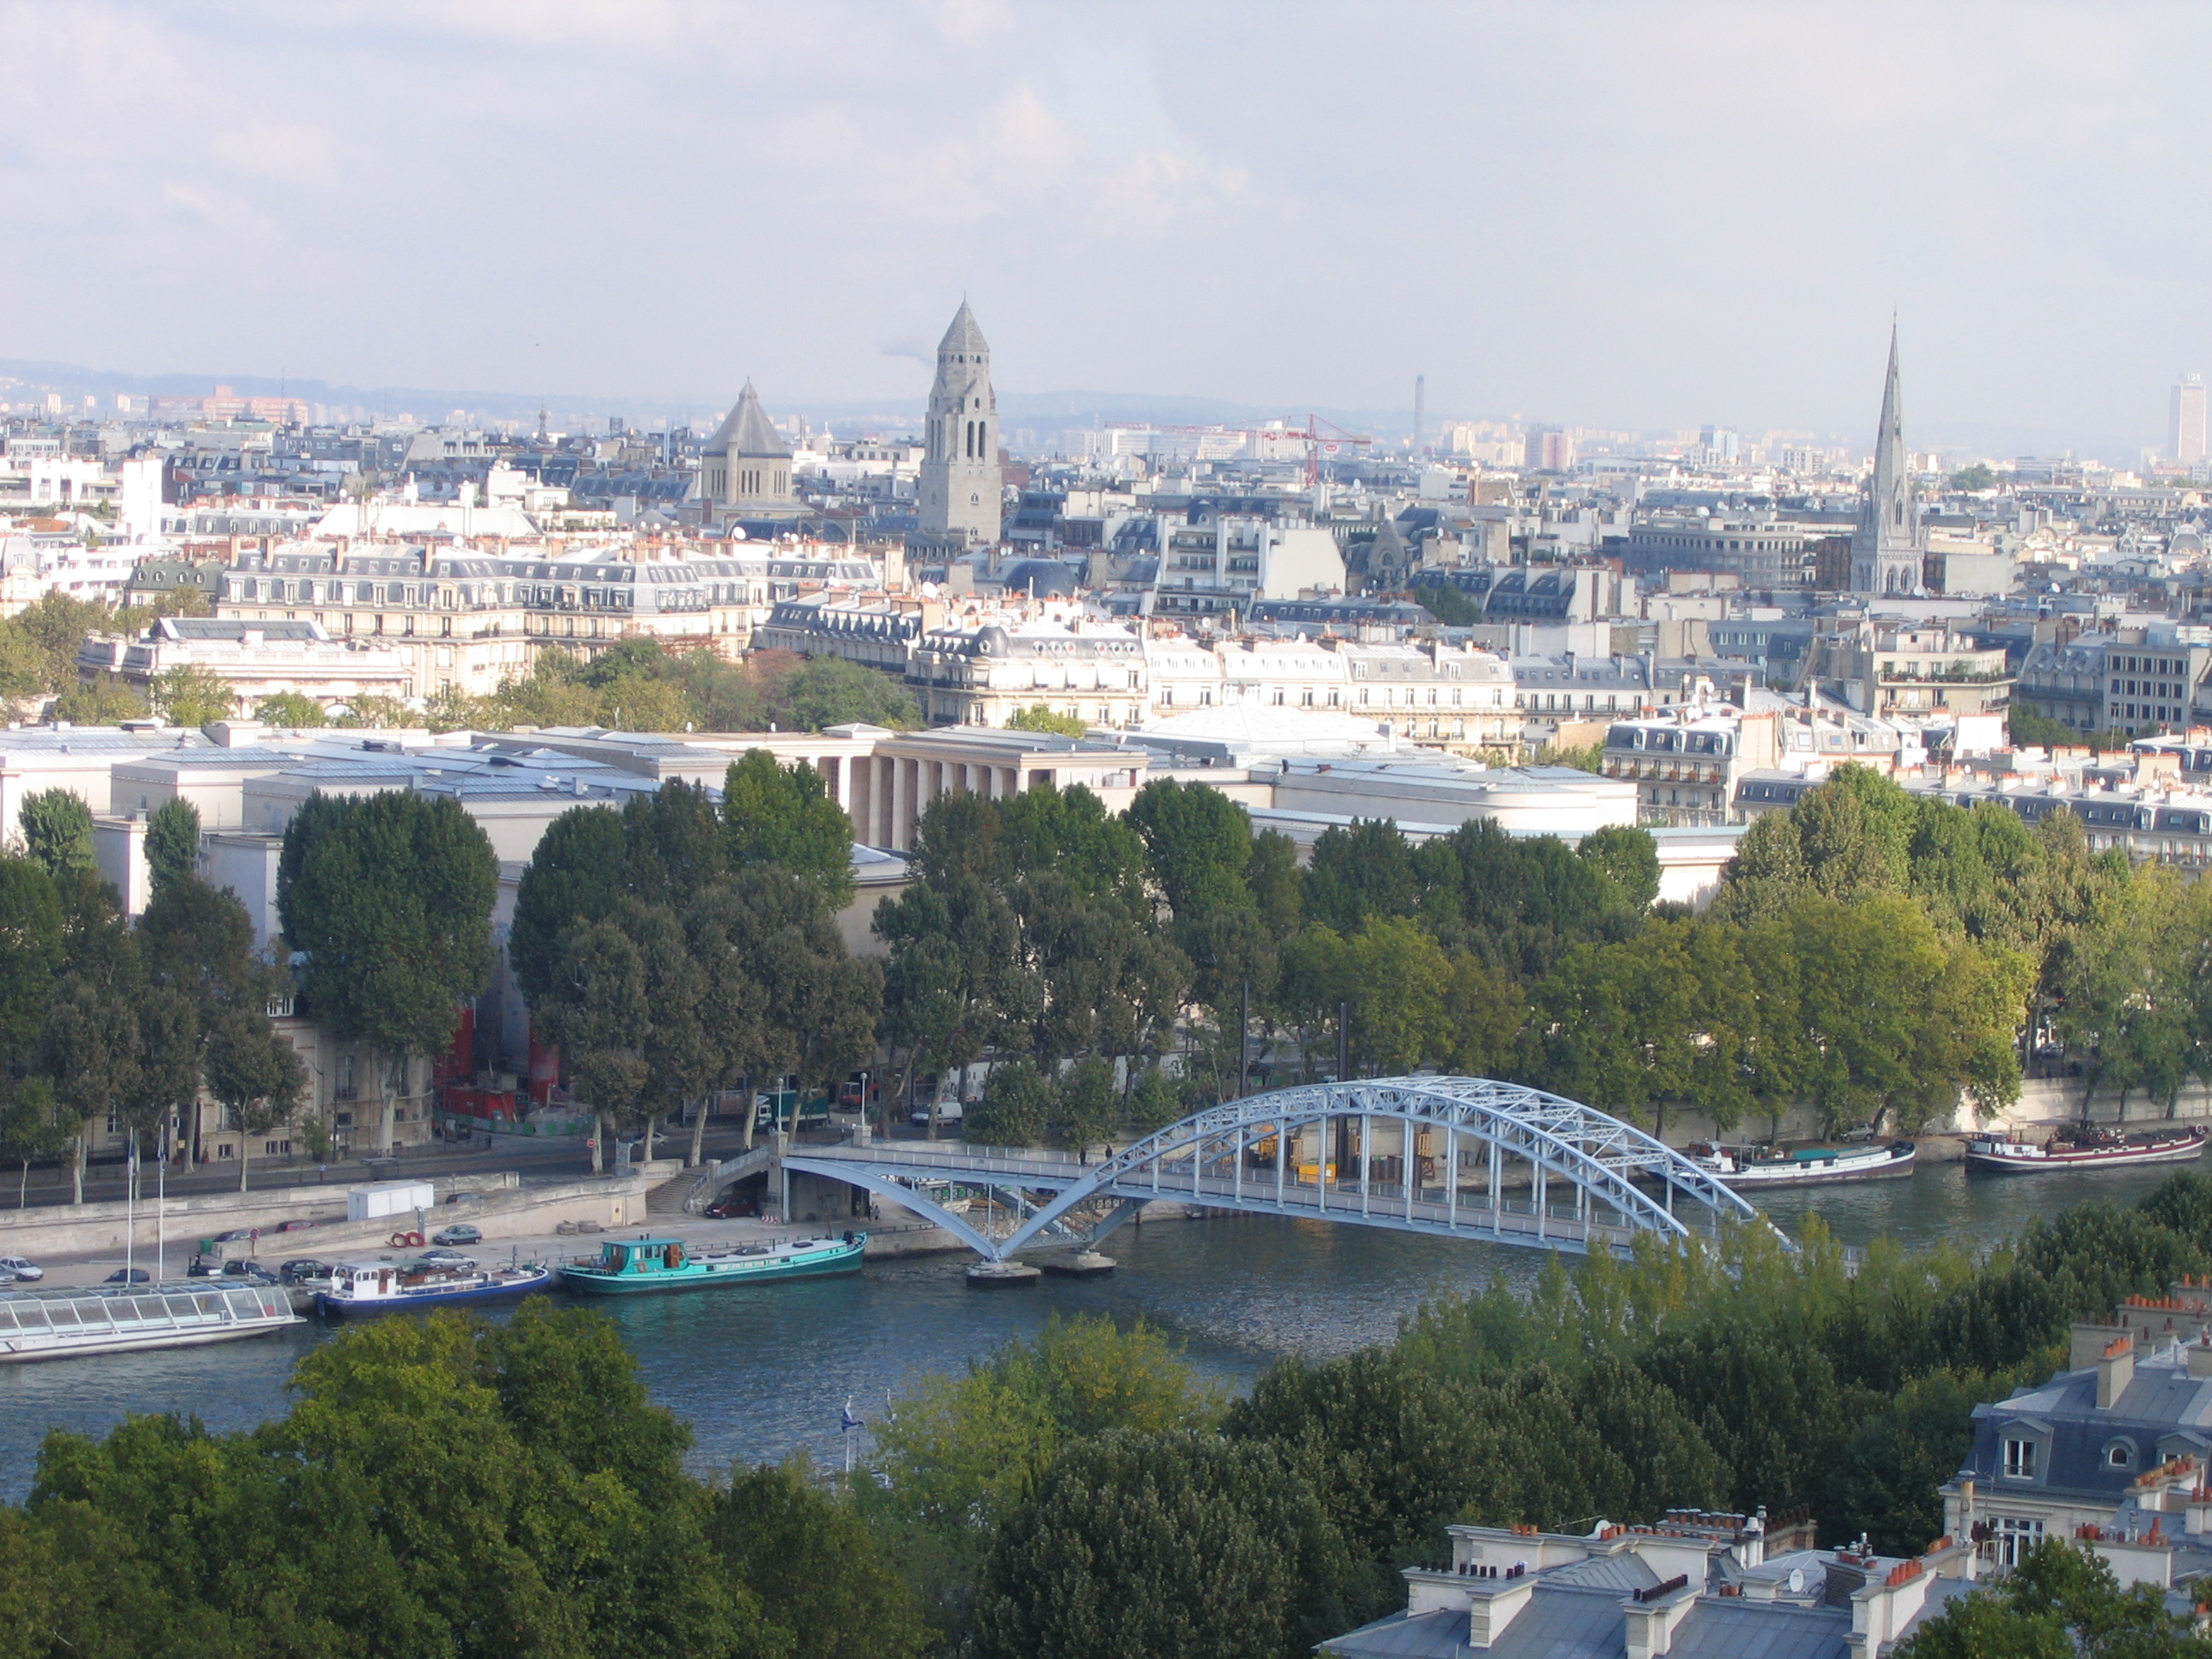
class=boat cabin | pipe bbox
[593,1238,691,1277]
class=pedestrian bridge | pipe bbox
[781,1076,1770,1262]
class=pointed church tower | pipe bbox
[699,381,792,518]
[1848,329,1924,596]
[919,302,1002,546]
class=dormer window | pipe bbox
[2104,1441,2134,1469]
[2003,1436,2039,1479]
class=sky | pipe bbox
[4,1,2209,456]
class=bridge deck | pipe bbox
[786,1141,1669,1255]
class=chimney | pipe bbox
[2073,1323,2127,1371]
[2189,1336,2212,1380]
[2099,1335,2135,1409]
[1621,1579,1697,1659]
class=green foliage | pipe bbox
[18,789,94,882]
[1416,581,1482,626]
[775,655,920,731]
[143,797,200,894]
[864,1314,1224,1641]
[973,1430,1357,1659]
[149,662,236,726]
[1578,824,1661,909]
[0,592,143,702]
[276,792,498,1151]
[2010,704,2082,749]
[0,856,64,1065]
[723,750,855,907]
[711,1458,933,1659]
[968,1057,1054,1146]
[1947,463,1999,492]
[49,672,148,725]
[1004,703,1090,737]
[1896,1539,2212,1659]
[9,1303,784,1658]
[254,689,327,727]
[333,693,414,728]
[1533,738,1604,773]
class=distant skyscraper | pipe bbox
[919,302,1001,545]
[1412,374,1426,456]
[2173,374,2207,466]
[1848,328,1924,597]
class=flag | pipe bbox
[841,1398,861,1435]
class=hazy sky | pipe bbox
[6,1,2209,453]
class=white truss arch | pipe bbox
[782,1076,1773,1262]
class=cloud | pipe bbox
[3,0,2209,455]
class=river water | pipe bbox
[0,1155,2193,1501]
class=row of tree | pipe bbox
[882,765,2109,1144]
[510,754,881,1167]
[0,793,304,1198]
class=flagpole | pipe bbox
[155,1138,166,1284]
[125,1131,136,1284]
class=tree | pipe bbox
[775,655,919,731]
[0,1080,68,1207]
[710,1458,933,1659]
[333,694,415,729]
[37,974,137,1204]
[1895,1540,2209,1659]
[1052,1056,1117,1155]
[18,789,94,882]
[967,1060,1053,1146]
[1417,582,1482,626]
[49,672,148,725]
[973,1430,1355,1659]
[205,1004,306,1190]
[150,663,236,726]
[864,1315,1223,1642]
[534,919,650,1173]
[723,751,855,908]
[255,690,327,727]
[1578,824,1660,910]
[1004,704,1088,737]
[1126,777,1254,920]
[0,856,63,1067]
[143,798,201,894]
[277,792,499,1155]
[509,805,629,1011]
[1947,463,1998,493]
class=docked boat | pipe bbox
[1687,1139,1918,1188]
[0,1282,301,1363]
[315,1259,556,1318]
[558,1231,866,1295]
[1965,1122,2207,1173]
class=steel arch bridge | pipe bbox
[781,1076,1771,1262]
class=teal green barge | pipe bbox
[558,1232,866,1295]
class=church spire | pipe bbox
[1849,324,1924,595]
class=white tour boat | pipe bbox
[316,1259,556,1318]
[1687,1139,1918,1188]
[0,1282,301,1364]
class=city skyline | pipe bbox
[7,3,2212,458]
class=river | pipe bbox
[0,1155,2192,1501]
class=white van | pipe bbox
[910,1097,964,1128]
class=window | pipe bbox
[2105,1441,2133,1468]
[1994,1516,2045,1567]
[335,1056,355,1101]
[2002,1437,2038,1479]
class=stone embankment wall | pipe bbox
[0,1169,643,1260]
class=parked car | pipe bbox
[278,1259,332,1285]
[431,1223,481,1247]
[911,1098,965,1127]
[221,1260,276,1284]
[275,1218,317,1233]
[703,1196,751,1220]
[0,1256,43,1282]
[418,1249,475,1268]
[104,1268,150,1284]
[214,1228,255,1243]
